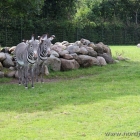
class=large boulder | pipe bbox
[0,71,4,77]
[9,46,16,54]
[63,54,73,60]
[79,47,88,55]
[74,41,83,47]
[80,38,90,45]
[66,44,80,54]
[61,41,70,46]
[60,58,80,71]
[5,53,13,59]
[0,52,6,61]
[87,49,97,57]
[59,50,69,57]
[0,47,10,53]
[15,70,19,78]
[50,50,59,58]
[93,44,104,54]
[44,65,49,75]
[2,56,15,68]
[77,55,100,67]
[6,71,16,78]
[88,42,96,48]
[97,56,107,66]
[0,62,3,70]
[51,44,66,53]
[98,53,114,64]
[70,53,78,60]
[45,55,61,71]
[98,42,112,56]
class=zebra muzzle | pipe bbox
[33,53,38,60]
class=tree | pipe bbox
[0,0,45,18]
[41,0,77,20]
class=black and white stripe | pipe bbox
[36,34,55,82]
[14,35,39,88]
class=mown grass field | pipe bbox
[0,46,140,140]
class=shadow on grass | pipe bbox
[0,60,140,113]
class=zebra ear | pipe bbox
[49,35,55,41]
[29,34,35,43]
[31,34,35,41]
[42,34,48,40]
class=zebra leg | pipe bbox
[24,67,28,89]
[40,63,45,83]
[21,67,25,85]
[31,68,35,88]
[18,69,21,85]
[35,64,39,82]
[16,64,21,85]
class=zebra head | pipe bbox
[38,34,52,60]
[27,38,39,63]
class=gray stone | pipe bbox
[66,44,80,54]
[98,53,114,64]
[97,56,107,66]
[44,65,49,75]
[70,53,78,60]
[15,70,19,78]
[59,50,69,57]
[79,47,88,55]
[9,66,15,70]
[77,55,100,67]
[88,50,97,57]
[0,71,4,77]
[2,57,15,68]
[63,54,73,60]
[45,56,61,71]
[50,50,59,57]
[0,62,3,70]
[93,44,104,54]
[74,41,83,47]
[6,71,16,78]
[51,44,66,52]
[60,58,80,71]
[0,52,6,62]
[80,38,90,45]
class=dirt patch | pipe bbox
[4,77,63,85]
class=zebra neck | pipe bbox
[39,50,48,60]
[39,54,48,60]
[27,52,36,64]
[27,57,36,64]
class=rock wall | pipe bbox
[0,39,115,78]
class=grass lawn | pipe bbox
[0,45,140,140]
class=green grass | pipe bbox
[0,45,140,140]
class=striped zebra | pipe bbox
[36,34,55,82]
[14,35,39,88]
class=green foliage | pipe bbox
[0,0,44,18]
[41,0,76,20]
[1,0,140,46]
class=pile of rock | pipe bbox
[0,39,115,78]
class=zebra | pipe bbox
[36,34,55,82]
[14,35,39,88]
